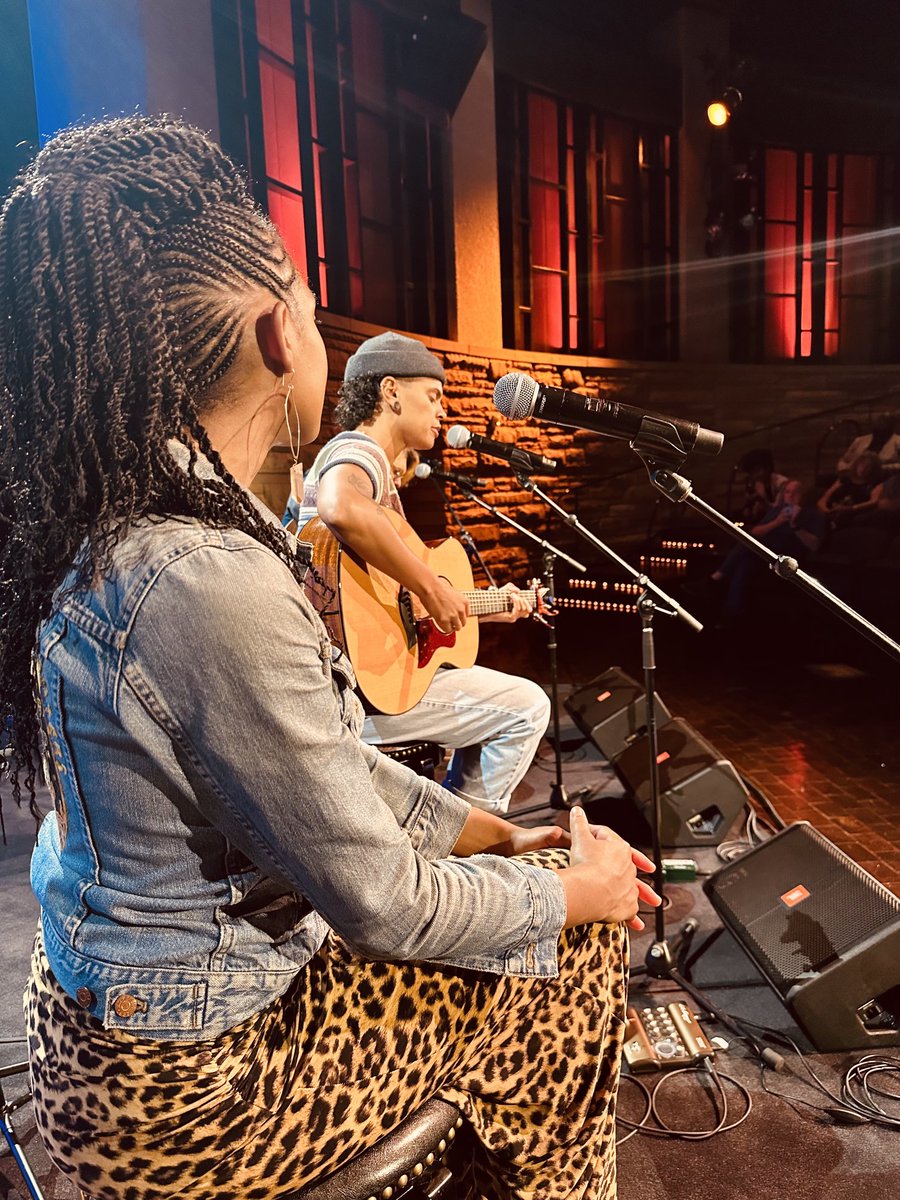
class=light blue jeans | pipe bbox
[363,665,552,813]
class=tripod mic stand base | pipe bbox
[549,783,572,810]
[628,920,700,982]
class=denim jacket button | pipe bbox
[75,986,94,1009]
[112,993,139,1018]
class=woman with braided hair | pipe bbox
[0,116,656,1200]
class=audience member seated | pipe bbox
[817,451,883,527]
[872,471,900,529]
[735,447,788,527]
[836,412,900,474]
[712,479,826,624]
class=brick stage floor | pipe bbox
[489,598,900,896]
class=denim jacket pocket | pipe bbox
[104,981,209,1033]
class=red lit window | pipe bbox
[757,147,890,362]
[214,0,449,335]
[498,81,676,358]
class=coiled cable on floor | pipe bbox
[616,1060,752,1143]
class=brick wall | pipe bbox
[254,313,900,580]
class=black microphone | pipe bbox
[493,373,724,462]
[414,461,487,489]
[445,424,558,474]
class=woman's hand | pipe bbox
[558,806,661,931]
[504,823,570,855]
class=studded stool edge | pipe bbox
[288,1096,470,1200]
[377,742,445,780]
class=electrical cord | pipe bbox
[715,805,780,864]
[615,1074,652,1145]
[737,770,787,832]
[616,1060,752,1142]
[724,1016,900,1128]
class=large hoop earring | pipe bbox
[281,371,300,464]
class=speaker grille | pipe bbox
[706,823,900,995]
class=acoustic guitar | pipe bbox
[299,511,543,715]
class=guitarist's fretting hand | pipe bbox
[417,574,470,633]
[481,582,531,625]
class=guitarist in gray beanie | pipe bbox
[294,330,550,814]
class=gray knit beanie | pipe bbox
[343,331,445,385]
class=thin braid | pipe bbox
[0,116,305,822]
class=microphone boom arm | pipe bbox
[449,480,588,574]
[644,458,900,663]
[513,473,703,633]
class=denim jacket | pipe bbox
[32,510,567,1040]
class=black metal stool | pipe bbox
[70,1097,473,1200]
[9,1046,474,1200]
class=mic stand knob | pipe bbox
[645,939,678,979]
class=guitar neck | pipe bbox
[463,588,537,617]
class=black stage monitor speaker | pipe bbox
[613,717,748,847]
[705,822,900,1051]
[564,667,672,762]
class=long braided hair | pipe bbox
[0,116,304,818]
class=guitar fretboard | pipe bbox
[463,588,538,616]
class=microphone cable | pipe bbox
[725,1015,900,1129]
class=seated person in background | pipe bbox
[875,471,900,526]
[712,479,826,624]
[817,451,883,526]
[837,412,900,474]
[298,331,551,814]
[736,447,788,527]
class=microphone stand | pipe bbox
[447,476,587,812]
[623,416,900,1038]
[427,478,498,585]
[642,462,900,665]
[509,471,704,964]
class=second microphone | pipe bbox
[446,424,558,474]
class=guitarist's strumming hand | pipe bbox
[417,574,470,633]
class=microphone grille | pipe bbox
[446,424,470,449]
[413,462,432,479]
[493,372,539,421]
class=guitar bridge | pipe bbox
[398,588,417,652]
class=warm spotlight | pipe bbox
[707,101,729,127]
[707,87,742,127]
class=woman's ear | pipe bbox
[255,301,295,377]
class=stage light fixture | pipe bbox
[707,87,742,127]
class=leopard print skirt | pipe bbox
[25,852,628,1200]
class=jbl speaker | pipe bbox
[613,717,748,847]
[564,667,672,761]
[705,822,900,1051]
